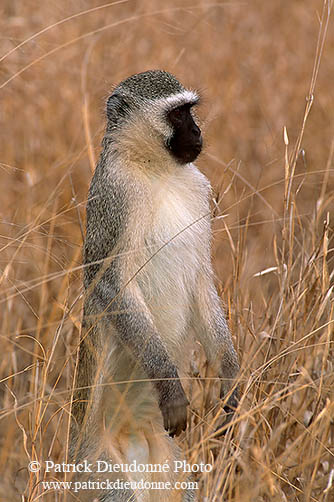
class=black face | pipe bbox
[167,105,203,164]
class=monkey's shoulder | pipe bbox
[84,160,131,271]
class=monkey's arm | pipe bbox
[192,274,239,414]
[89,268,189,437]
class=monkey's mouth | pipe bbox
[186,140,203,162]
[180,150,201,164]
[167,137,202,164]
[193,139,203,154]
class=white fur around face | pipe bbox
[151,90,199,112]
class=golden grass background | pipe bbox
[1,0,334,500]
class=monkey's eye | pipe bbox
[170,108,182,118]
[168,107,185,125]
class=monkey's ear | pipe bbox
[106,93,132,126]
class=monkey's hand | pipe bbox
[217,386,239,435]
[217,348,240,433]
[158,382,189,437]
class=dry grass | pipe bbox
[1,0,334,501]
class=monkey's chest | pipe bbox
[147,189,206,275]
[138,186,209,341]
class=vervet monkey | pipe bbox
[70,70,239,502]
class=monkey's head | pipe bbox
[105,70,203,166]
